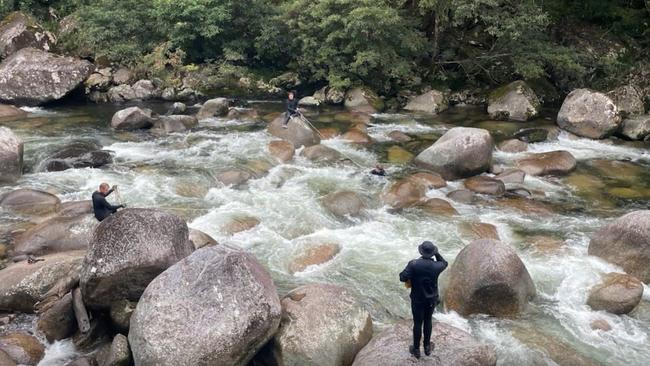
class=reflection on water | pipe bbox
[2,101,650,365]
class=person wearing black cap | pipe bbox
[399,241,448,359]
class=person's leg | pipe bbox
[423,302,435,355]
[282,112,290,126]
[410,301,424,357]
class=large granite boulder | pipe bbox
[621,114,650,141]
[0,12,55,59]
[403,90,448,114]
[0,126,22,183]
[0,250,84,312]
[111,106,155,130]
[38,140,112,172]
[13,214,97,255]
[270,284,372,366]
[445,239,536,317]
[586,273,643,314]
[269,115,320,148]
[414,127,493,180]
[344,87,384,113]
[129,245,281,366]
[607,85,645,118]
[79,208,194,309]
[588,210,650,283]
[197,97,230,120]
[557,89,622,139]
[516,151,576,176]
[351,321,497,366]
[488,81,541,121]
[0,188,60,216]
[0,48,92,105]
[322,191,365,217]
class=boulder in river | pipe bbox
[0,12,55,59]
[129,244,281,366]
[36,292,75,342]
[197,97,230,120]
[268,115,320,148]
[407,172,447,189]
[0,126,23,183]
[487,80,541,121]
[0,48,93,106]
[351,320,497,366]
[216,169,252,187]
[415,127,494,180]
[403,90,448,114]
[0,332,44,366]
[557,89,622,139]
[103,334,131,366]
[0,188,60,216]
[189,228,218,250]
[154,115,198,134]
[300,144,342,163]
[110,106,155,130]
[516,150,576,176]
[80,208,194,309]
[270,283,373,366]
[13,214,97,255]
[588,210,650,283]
[268,140,295,163]
[495,169,526,184]
[342,129,373,144]
[107,84,137,103]
[289,243,340,274]
[387,130,412,142]
[344,87,384,113]
[39,140,112,172]
[498,139,528,153]
[0,103,26,119]
[445,239,536,317]
[132,79,157,100]
[418,198,458,216]
[587,273,643,314]
[621,114,650,141]
[607,85,645,118]
[381,177,426,209]
[513,127,548,143]
[464,176,506,196]
[322,190,364,217]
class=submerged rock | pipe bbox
[222,216,260,235]
[414,127,494,180]
[300,144,341,163]
[289,243,340,274]
[80,208,194,309]
[498,139,528,153]
[403,90,448,114]
[418,198,458,216]
[0,126,23,183]
[445,239,536,317]
[154,115,198,133]
[352,321,497,366]
[322,191,364,217]
[387,130,412,142]
[587,273,643,314]
[488,81,541,121]
[588,210,650,283]
[270,283,372,366]
[516,151,576,176]
[268,115,320,148]
[129,245,281,366]
[557,89,622,139]
[459,222,500,241]
[464,176,505,196]
[110,107,154,130]
[381,178,426,209]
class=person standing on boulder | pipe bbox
[92,183,125,222]
[399,241,448,359]
[282,91,300,128]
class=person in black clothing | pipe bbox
[282,91,300,128]
[370,164,386,176]
[399,241,448,359]
[92,183,125,222]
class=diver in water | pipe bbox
[399,241,448,359]
[282,91,300,128]
[92,183,126,222]
[370,164,386,176]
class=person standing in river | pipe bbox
[282,90,300,128]
[399,241,448,359]
[92,182,126,222]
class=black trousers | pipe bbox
[411,300,435,349]
[283,112,298,125]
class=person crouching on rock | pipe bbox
[399,241,448,359]
[92,182,126,222]
[282,90,300,128]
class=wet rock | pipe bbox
[498,139,528,153]
[109,299,137,332]
[494,197,554,215]
[344,87,384,113]
[322,191,364,217]
[414,127,494,180]
[608,85,645,117]
[381,178,426,209]
[557,89,622,139]
[464,176,505,196]
[387,130,412,142]
[0,188,60,216]
[36,292,75,342]
[189,229,218,250]
[289,243,340,274]
[387,146,413,164]
[132,79,156,100]
[516,150,576,176]
[418,198,458,216]
[0,103,26,119]
[495,169,526,185]
[129,245,281,366]
[197,97,230,120]
[403,90,448,114]
[318,127,340,139]
[342,129,373,144]
[621,114,650,141]
[168,102,186,114]
[446,189,476,204]
[511,325,601,366]
[268,140,295,163]
[525,235,565,254]
[0,126,23,183]
[227,107,260,121]
[40,140,112,172]
[59,200,93,217]
[0,332,44,365]
[459,222,500,241]
[65,356,95,366]
[0,12,55,58]
[80,208,194,309]
[587,273,643,314]
[0,350,16,366]
[590,318,612,332]
[104,334,131,366]
[216,169,252,187]
[513,128,548,143]
[110,107,154,130]
[300,144,342,163]
[445,239,536,317]
[268,115,320,148]
[223,216,260,235]
[271,284,372,366]
[352,321,497,366]
[0,48,92,106]
[154,115,198,133]
[504,183,532,198]
[488,80,541,121]
[298,96,320,107]
[588,210,650,283]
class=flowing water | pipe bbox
[2,101,650,365]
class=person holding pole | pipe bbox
[92,182,126,222]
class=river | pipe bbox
[2,101,650,365]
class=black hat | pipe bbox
[418,241,437,258]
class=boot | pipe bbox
[409,345,421,359]
[424,342,434,356]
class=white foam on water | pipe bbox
[37,339,78,366]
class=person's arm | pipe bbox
[98,195,122,213]
[434,252,448,271]
[399,260,414,282]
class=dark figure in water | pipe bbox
[92,182,125,221]
[282,91,300,128]
[370,164,386,176]
[399,241,448,359]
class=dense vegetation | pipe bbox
[1,0,649,95]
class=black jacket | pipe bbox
[286,98,299,115]
[400,253,448,303]
[92,189,121,221]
